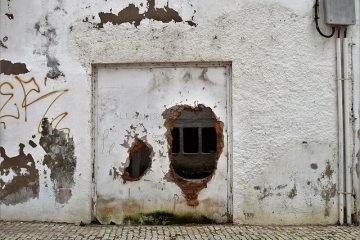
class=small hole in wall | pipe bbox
[122,139,152,182]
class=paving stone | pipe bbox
[0,221,360,240]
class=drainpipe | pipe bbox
[351,0,360,224]
[337,30,353,225]
[337,36,344,225]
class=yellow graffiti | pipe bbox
[0,76,69,133]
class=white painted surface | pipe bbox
[94,65,230,223]
[0,0,359,225]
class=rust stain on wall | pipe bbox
[0,143,39,205]
[0,60,29,75]
[162,104,223,206]
[39,118,76,204]
[97,0,196,28]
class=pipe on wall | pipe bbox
[343,37,353,225]
[336,37,345,225]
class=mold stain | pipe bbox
[0,60,29,75]
[321,184,336,217]
[308,161,337,217]
[122,211,215,225]
[0,144,39,205]
[39,118,76,204]
[97,0,196,28]
[162,104,224,206]
[287,184,297,199]
[46,55,65,79]
[34,15,65,79]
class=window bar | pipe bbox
[198,127,202,153]
[179,127,184,154]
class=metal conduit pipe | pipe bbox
[336,36,344,225]
[343,37,353,225]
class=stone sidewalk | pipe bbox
[0,221,360,240]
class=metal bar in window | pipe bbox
[198,127,202,153]
[179,127,184,154]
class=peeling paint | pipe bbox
[5,13,14,20]
[0,59,29,75]
[39,118,76,204]
[97,0,196,28]
[0,143,39,205]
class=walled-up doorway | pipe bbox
[93,63,232,224]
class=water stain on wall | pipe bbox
[0,59,29,75]
[39,118,76,204]
[34,15,65,79]
[97,0,196,28]
[162,104,223,206]
[0,143,39,205]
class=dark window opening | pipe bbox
[169,107,221,180]
[171,128,180,153]
[183,128,199,153]
[202,128,217,153]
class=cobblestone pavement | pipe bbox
[1,221,360,240]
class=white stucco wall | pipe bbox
[0,0,359,225]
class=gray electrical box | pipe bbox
[324,0,356,25]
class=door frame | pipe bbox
[91,62,233,223]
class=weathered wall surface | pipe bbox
[0,0,359,224]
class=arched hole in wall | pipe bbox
[170,107,219,179]
[122,139,153,182]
